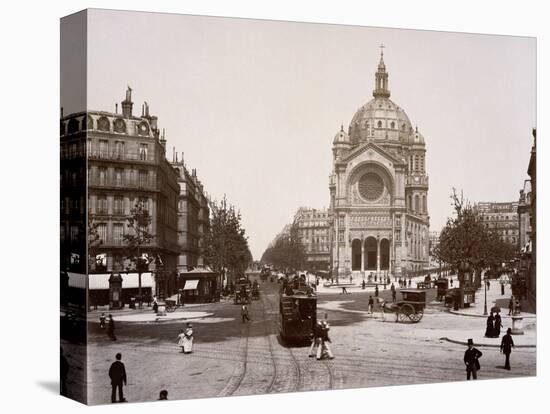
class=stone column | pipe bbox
[361,239,365,273]
[376,238,381,274]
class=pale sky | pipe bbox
[63,9,536,260]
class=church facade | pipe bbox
[329,50,430,279]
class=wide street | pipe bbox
[78,275,536,405]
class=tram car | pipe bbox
[234,277,252,304]
[279,292,317,344]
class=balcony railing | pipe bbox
[89,177,159,191]
[89,150,156,163]
[406,176,429,186]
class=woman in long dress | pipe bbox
[484,312,495,338]
[182,323,194,354]
[177,329,186,353]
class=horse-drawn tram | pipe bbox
[386,289,426,323]
[279,292,317,344]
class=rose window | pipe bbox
[358,172,384,201]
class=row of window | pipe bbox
[407,193,427,214]
[61,116,150,136]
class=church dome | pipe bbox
[349,97,414,144]
[348,50,415,145]
[333,124,350,145]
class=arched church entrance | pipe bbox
[351,239,362,271]
[380,239,390,270]
[364,237,377,270]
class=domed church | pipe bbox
[329,48,429,279]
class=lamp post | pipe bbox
[483,274,488,316]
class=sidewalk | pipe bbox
[314,274,428,295]
[442,282,536,347]
[447,282,536,320]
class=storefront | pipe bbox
[179,269,220,303]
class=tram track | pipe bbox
[217,319,250,397]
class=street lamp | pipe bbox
[483,274,488,316]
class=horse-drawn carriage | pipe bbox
[234,277,252,304]
[251,281,260,300]
[385,289,426,323]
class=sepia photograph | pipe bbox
[59,8,536,405]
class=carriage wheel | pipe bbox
[399,303,416,323]
[409,308,424,323]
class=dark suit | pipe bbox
[501,334,515,370]
[109,360,127,402]
[464,347,482,380]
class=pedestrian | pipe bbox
[390,282,395,293]
[484,312,495,338]
[241,303,251,323]
[450,278,454,287]
[494,312,503,337]
[368,295,374,314]
[500,328,515,370]
[60,347,69,397]
[508,295,514,316]
[152,296,158,313]
[392,289,397,303]
[183,323,194,353]
[501,282,505,296]
[361,280,366,290]
[317,320,334,360]
[349,275,353,284]
[374,285,379,297]
[107,314,117,341]
[408,278,411,288]
[108,353,127,403]
[99,312,106,329]
[158,390,168,400]
[309,320,322,358]
[177,329,186,353]
[341,286,349,295]
[464,339,482,380]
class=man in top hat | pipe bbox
[464,339,482,380]
[500,328,515,370]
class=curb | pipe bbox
[447,309,537,319]
[440,337,536,348]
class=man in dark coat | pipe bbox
[107,314,117,341]
[500,328,515,370]
[464,339,482,380]
[109,353,127,403]
[374,285,379,297]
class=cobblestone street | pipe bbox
[80,277,536,404]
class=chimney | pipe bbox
[121,85,133,118]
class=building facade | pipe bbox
[294,207,330,271]
[329,50,430,279]
[517,180,532,250]
[171,153,210,273]
[526,128,536,306]
[61,88,182,291]
[476,202,519,246]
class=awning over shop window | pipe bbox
[182,279,199,290]
[88,273,154,290]
[67,272,87,289]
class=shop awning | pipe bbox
[67,272,87,289]
[88,273,154,290]
[182,279,199,290]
